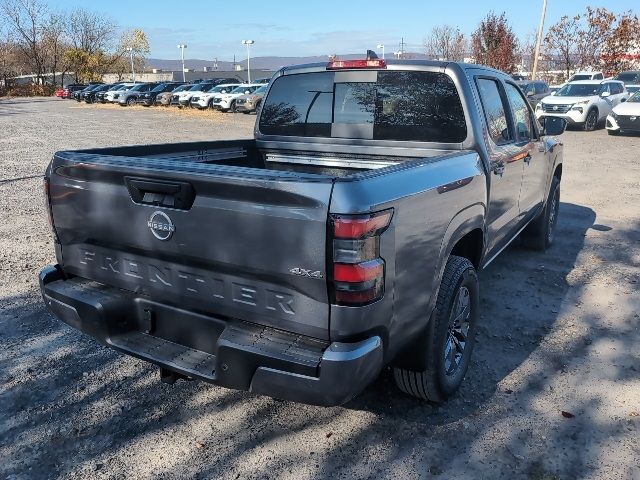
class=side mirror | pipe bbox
[550,91,556,96]
[621,98,627,103]
[526,90,534,97]
[601,91,610,98]
[541,116,567,136]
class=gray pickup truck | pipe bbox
[39,57,567,406]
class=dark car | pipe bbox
[138,82,185,106]
[117,83,160,106]
[83,84,112,103]
[61,84,85,99]
[212,77,241,85]
[74,83,104,102]
[95,83,124,103]
[516,80,550,106]
[614,71,640,86]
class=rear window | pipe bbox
[259,71,467,143]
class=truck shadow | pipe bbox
[3,202,639,479]
[350,201,598,416]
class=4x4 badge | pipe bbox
[290,267,323,279]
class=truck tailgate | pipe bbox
[48,153,333,339]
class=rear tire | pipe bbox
[521,175,560,251]
[393,255,479,403]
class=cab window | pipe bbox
[476,78,512,145]
[505,83,534,142]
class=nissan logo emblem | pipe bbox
[147,211,175,241]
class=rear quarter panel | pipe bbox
[329,152,486,361]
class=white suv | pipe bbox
[191,84,241,109]
[566,71,604,83]
[104,83,136,103]
[535,80,627,131]
[211,84,266,112]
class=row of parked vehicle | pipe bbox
[513,70,640,134]
[55,77,272,114]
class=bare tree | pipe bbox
[66,8,116,54]
[0,0,48,83]
[471,12,519,73]
[424,25,467,61]
[0,27,19,88]
[41,12,67,86]
[544,15,580,79]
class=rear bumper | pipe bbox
[39,265,382,406]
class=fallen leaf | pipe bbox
[504,389,513,394]
[561,411,575,419]
[630,412,639,417]
[195,442,204,449]
[326,432,333,438]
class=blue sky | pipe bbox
[47,0,638,60]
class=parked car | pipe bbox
[138,82,185,106]
[251,77,273,84]
[174,83,215,107]
[117,83,160,106]
[235,84,267,113]
[157,84,193,106]
[62,84,86,99]
[190,83,241,109]
[73,83,102,102]
[40,57,567,406]
[83,84,112,103]
[74,84,104,102]
[535,79,627,131]
[516,80,550,107]
[606,90,640,135]
[211,84,266,112]
[566,71,604,82]
[95,83,125,103]
[625,85,640,94]
[54,88,65,98]
[614,71,640,86]
[104,83,137,103]
[212,77,242,85]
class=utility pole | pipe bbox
[531,0,548,80]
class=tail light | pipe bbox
[329,209,392,306]
[43,177,59,243]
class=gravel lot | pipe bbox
[1,97,639,480]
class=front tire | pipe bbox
[126,97,135,106]
[522,175,560,251]
[393,255,479,402]
[583,109,598,131]
[607,129,619,136]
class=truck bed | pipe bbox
[61,139,454,179]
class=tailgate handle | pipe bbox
[125,177,195,210]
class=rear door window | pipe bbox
[505,83,534,142]
[259,70,467,143]
[476,78,512,145]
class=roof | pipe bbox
[570,79,623,85]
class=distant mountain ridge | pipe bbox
[146,53,429,72]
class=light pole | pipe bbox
[126,47,135,83]
[242,40,254,82]
[377,44,385,60]
[177,44,187,82]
